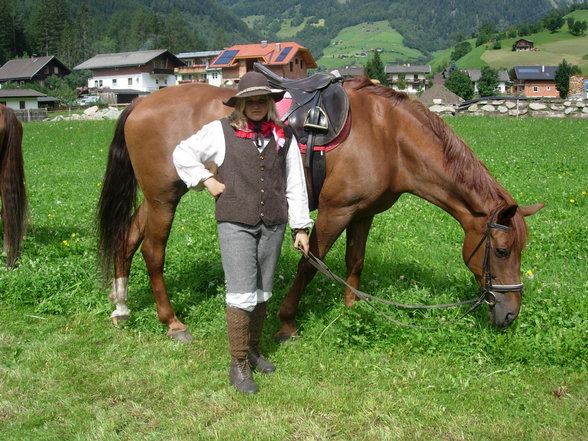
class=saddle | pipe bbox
[253,63,350,210]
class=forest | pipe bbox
[0,0,586,69]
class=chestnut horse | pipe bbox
[0,104,27,268]
[97,79,543,343]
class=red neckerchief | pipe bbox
[234,120,286,149]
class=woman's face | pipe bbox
[244,96,269,122]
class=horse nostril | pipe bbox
[502,312,515,329]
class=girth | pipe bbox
[253,62,350,210]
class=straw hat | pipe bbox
[223,71,285,107]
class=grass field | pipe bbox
[0,115,586,440]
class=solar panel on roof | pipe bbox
[275,47,292,62]
[519,68,539,73]
[212,50,238,66]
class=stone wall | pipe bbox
[428,97,588,118]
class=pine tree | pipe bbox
[555,59,582,99]
[27,0,70,56]
[365,52,388,86]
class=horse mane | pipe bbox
[345,78,528,249]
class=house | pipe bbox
[209,41,317,84]
[0,89,52,121]
[175,51,222,86]
[0,56,71,87]
[511,65,559,97]
[73,49,185,103]
[514,39,534,51]
[385,64,431,93]
[464,69,511,95]
[329,65,365,79]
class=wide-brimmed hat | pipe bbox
[223,71,285,107]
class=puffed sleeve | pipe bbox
[172,120,226,191]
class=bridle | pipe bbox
[464,209,524,307]
[299,209,524,330]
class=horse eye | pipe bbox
[495,248,510,258]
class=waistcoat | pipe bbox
[216,118,291,226]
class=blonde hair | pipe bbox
[229,95,283,130]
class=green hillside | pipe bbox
[315,21,425,70]
[431,10,588,75]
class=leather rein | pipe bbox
[300,210,524,330]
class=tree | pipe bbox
[451,41,472,61]
[478,65,499,97]
[365,52,388,85]
[569,19,587,36]
[445,70,474,100]
[543,11,564,33]
[27,0,70,56]
[555,59,582,99]
[0,0,28,64]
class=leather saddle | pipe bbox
[253,62,349,153]
[253,62,350,210]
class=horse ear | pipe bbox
[497,204,518,224]
[518,203,545,217]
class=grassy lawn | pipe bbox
[0,116,586,440]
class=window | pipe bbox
[533,86,538,92]
[112,79,117,86]
[19,101,25,109]
[289,62,293,72]
[128,78,133,86]
[54,66,59,74]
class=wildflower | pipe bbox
[570,199,575,203]
[48,214,52,217]
[525,270,534,279]
[71,233,76,238]
[62,240,70,247]
[180,226,185,231]
[582,191,586,196]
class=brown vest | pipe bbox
[215,118,291,226]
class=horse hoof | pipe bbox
[111,315,129,328]
[274,333,300,344]
[169,330,193,344]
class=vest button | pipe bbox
[260,213,265,217]
[260,178,265,182]
[261,189,265,193]
[260,201,265,205]
[260,156,264,160]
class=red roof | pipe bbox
[211,42,317,68]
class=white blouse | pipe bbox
[173,120,313,230]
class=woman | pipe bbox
[173,72,313,394]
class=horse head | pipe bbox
[464,203,544,329]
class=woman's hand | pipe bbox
[293,230,310,256]
[203,177,225,198]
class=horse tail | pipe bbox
[97,99,141,280]
[0,105,28,268]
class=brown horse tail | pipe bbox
[0,105,28,268]
[96,100,140,281]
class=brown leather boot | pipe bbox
[247,302,276,375]
[226,306,258,394]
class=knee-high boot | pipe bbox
[226,306,258,394]
[247,302,276,374]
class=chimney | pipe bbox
[261,40,267,47]
[542,65,544,72]
[276,42,281,52]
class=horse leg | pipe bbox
[275,210,352,342]
[344,215,374,306]
[109,203,146,327]
[141,201,192,343]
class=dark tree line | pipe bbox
[0,0,261,67]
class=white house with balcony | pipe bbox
[175,51,223,86]
[73,49,185,104]
[385,64,431,93]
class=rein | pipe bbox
[300,210,523,330]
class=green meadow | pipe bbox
[0,115,586,440]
